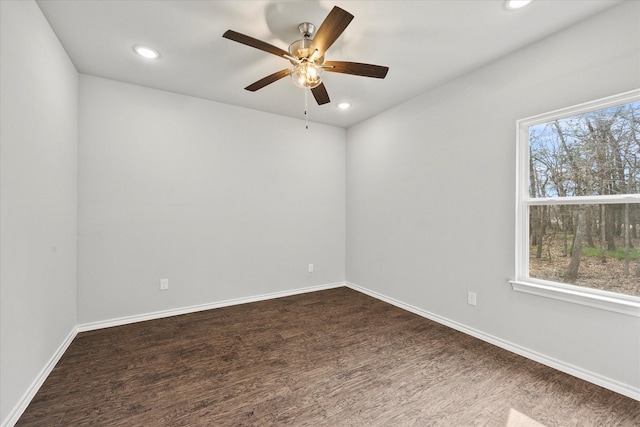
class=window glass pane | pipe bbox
[528,203,640,296]
[528,101,640,198]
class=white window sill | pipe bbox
[509,280,640,317]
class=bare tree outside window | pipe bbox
[526,99,640,297]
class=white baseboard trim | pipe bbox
[2,326,78,427]
[5,280,636,427]
[345,282,640,402]
[76,282,346,333]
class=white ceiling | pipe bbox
[36,0,622,128]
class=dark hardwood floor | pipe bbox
[17,287,640,426]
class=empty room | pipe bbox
[1,0,639,426]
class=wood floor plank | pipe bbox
[16,287,640,426]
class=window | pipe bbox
[511,90,640,316]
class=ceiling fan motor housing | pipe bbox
[288,39,324,65]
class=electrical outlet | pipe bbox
[160,279,169,290]
[467,291,477,306]
[308,264,314,273]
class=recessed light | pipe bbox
[133,45,160,59]
[337,102,351,110]
[505,0,533,10]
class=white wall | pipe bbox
[0,0,78,424]
[77,75,346,324]
[346,1,640,395]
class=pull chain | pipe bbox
[304,88,310,130]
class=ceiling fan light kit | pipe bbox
[222,6,389,106]
[291,62,324,89]
[288,25,324,89]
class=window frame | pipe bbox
[510,89,640,317]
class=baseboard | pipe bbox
[6,280,635,427]
[345,282,640,402]
[1,326,78,427]
[76,282,345,333]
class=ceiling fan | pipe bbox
[222,6,389,106]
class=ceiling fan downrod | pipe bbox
[298,22,315,39]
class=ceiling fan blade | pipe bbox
[223,30,290,59]
[311,83,330,105]
[309,6,354,58]
[323,61,389,79]
[245,69,291,92]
